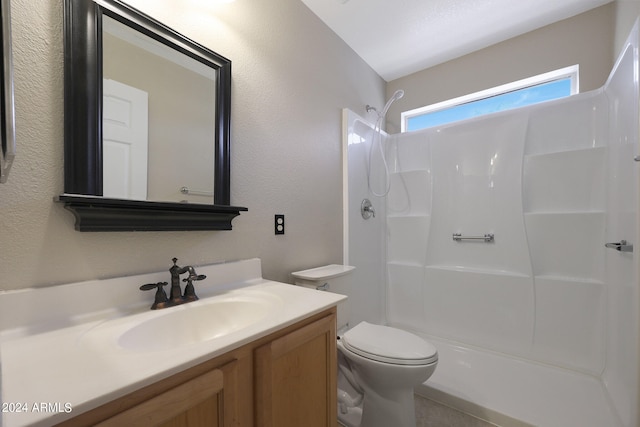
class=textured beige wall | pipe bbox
[0,0,385,289]
[386,4,616,134]
[614,0,640,59]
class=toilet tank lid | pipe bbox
[291,264,355,281]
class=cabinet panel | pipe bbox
[156,395,221,427]
[59,357,244,427]
[255,313,337,427]
[96,362,231,427]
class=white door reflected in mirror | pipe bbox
[103,79,149,200]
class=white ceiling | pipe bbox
[301,0,613,81]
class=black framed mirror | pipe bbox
[0,0,15,184]
[58,0,246,231]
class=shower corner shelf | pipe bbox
[523,210,605,216]
[386,213,430,219]
[387,260,426,268]
[533,275,605,285]
[424,264,530,278]
[524,145,607,159]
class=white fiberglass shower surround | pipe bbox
[343,23,640,427]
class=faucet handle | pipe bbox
[140,281,169,292]
[140,282,169,310]
[181,274,205,301]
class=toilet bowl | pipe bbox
[291,265,438,427]
[337,321,437,427]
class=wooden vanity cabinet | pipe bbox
[56,308,337,427]
[254,313,337,427]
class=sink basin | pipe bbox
[120,297,273,351]
[80,292,282,352]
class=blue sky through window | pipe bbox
[405,78,573,132]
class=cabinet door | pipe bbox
[255,313,337,427]
[95,359,238,427]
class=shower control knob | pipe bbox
[361,199,375,219]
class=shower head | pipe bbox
[391,89,405,101]
[379,89,404,118]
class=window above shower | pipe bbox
[401,65,579,132]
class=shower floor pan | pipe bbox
[414,335,620,427]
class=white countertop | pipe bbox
[0,259,345,426]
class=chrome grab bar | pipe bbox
[453,233,494,243]
[605,240,634,253]
[180,186,213,197]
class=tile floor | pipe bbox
[337,394,498,427]
[415,395,497,427]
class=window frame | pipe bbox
[400,65,579,132]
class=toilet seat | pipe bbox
[341,322,438,365]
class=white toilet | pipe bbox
[291,265,438,427]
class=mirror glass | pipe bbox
[102,16,215,204]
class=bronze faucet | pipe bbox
[183,266,206,302]
[140,258,206,309]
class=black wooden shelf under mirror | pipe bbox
[57,194,247,231]
[58,0,247,231]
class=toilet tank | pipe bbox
[291,264,355,331]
